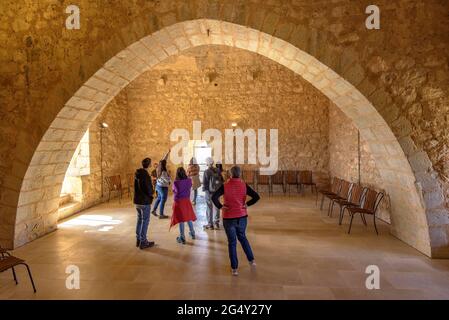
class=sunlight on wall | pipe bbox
[60,130,90,202]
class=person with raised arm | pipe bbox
[151,150,171,219]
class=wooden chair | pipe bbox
[346,188,385,235]
[333,184,366,225]
[317,177,341,209]
[298,170,317,195]
[256,171,271,195]
[127,173,134,198]
[271,170,286,195]
[105,175,123,203]
[0,247,36,293]
[326,180,351,217]
[242,170,256,189]
[286,170,299,195]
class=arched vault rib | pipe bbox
[16,19,431,257]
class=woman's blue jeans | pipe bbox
[179,221,195,239]
[223,216,254,269]
[152,185,168,215]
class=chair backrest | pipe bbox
[361,188,385,213]
[298,170,313,184]
[242,170,255,184]
[331,177,343,194]
[105,175,122,191]
[286,170,298,184]
[222,169,230,181]
[127,173,134,186]
[348,184,365,205]
[257,171,270,185]
[338,180,351,198]
[271,171,284,184]
[330,177,341,193]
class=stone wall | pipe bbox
[329,103,391,223]
[1,1,448,256]
[29,92,130,224]
[78,92,130,212]
[65,130,90,177]
[126,46,330,184]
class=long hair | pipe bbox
[176,167,188,180]
[157,159,167,177]
[189,157,197,165]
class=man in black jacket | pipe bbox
[134,158,155,249]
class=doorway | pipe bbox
[188,140,211,198]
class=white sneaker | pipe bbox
[249,260,257,267]
[231,269,239,276]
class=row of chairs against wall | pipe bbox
[103,173,385,235]
[317,177,385,235]
[239,170,317,196]
[104,170,319,201]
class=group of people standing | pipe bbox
[133,150,260,275]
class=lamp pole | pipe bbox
[99,122,108,199]
[357,130,361,184]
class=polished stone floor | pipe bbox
[1,193,449,300]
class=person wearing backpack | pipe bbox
[202,157,222,229]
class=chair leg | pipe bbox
[373,215,379,235]
[361,213,367,226]
[328,200,335,217]
[339,206,345,225]
[320,194,325,210]
[22,263,36,293]
[12,267,18,285]
[348,214,355,234]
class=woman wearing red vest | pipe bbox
[212,166,260,276]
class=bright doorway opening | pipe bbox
[187,140,211,198]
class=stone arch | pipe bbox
[15,19,434,256]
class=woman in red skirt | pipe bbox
[171,167,197,244]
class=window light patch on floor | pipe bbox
[58,214,122,232]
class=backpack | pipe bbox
[208,168,223,193]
